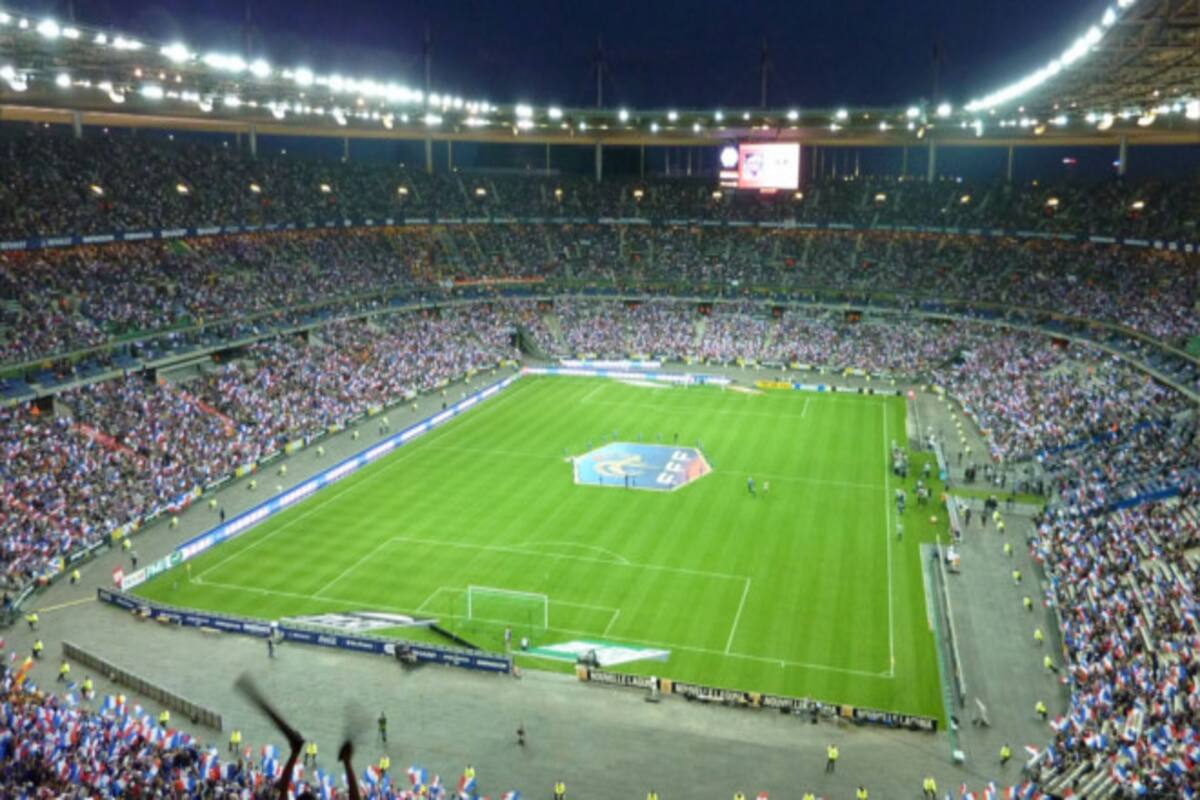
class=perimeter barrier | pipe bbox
[576,666,938,732]
[96,588,511,675]
[61,640,224,730]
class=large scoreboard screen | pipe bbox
[719,143,800,191]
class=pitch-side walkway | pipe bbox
[913,390,1070,778]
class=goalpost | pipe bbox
[465,585,550,630]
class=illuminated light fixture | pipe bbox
[973,120,984,137]
[88,184,104,196]
[936,102,952,118]
[0,66,27,92]
[714,110,724,122]
[692,122,702,132]
[515,104,534,119]
[1097,112,1115,130]
[874,192,887,203]
[578,120,588,131]
[1131,200,1145,210]
[787,109,799,121]
[793,191,803,201]
[1033,124,1047,135]
[223,94,241,108]
[649,122,659,133]
[463,116,486,127]
[1045,197,1060,208]
[905,106,920,119]
[196,97,213,113]
[36,18,60,39]
[878,121,890,131]
[632,188,645,200]
[269,103,287,120]
[960,194,971,204]
[719,146,738,169]
[915,125,925,139]
[516,118,534,130]
[61,25,79,39]
[548,106,563,120]
[966,18,1108,111]
[249,183,262,194]
[0,12,10,24]
[667,110,678,121]
[742,111,751,120]
[175,183,189,195]
[1102,7,1117,26]
[112,36,143,51]
[1137,112,1156,127]
[711,190,723,200]
[140,84,164,100]
[54,72,70,88]
[554,188,563,199]
[423,113,442,126]
[95,33,108,44]
[319,183,332,194]
[835,108,848,120]
[204,52,246,72]
[161,42,190,63]
[396,186,408,196]
[294,67,314,87]
[249,59,271,79]
[332,108,347,126]
[618,108,630,122]
[1187,100,1200,120]
[829,122,842,132]
[1052,114,1068,126]
[474,187,487,197]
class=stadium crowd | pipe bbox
[2,224,1197,370]
[0,307,518,591]
[0,666,500,798]
[1,127,1199,797]
[3,128,1200,241]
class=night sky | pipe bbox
[27,0,1105,110]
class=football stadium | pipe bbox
[0,0,1198,798]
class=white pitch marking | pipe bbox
[386,534,747,582]
[603,609,622,637]
[193,577,888,678]
[882,404,897,677]
[519,540,632,565]
[578,381,608,403]
[725,578,752,654]
[314,538,398,598]
[197,378,535,581]
[711,470,881,492]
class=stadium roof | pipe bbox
[2,0,1199,148]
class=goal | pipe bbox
[465,585,549,630]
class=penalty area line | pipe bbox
[724,578,751,654]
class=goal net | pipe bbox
[465,585,549,631]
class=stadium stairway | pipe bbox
[541,309,566,354]
[691,313,707,352]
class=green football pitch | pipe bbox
[136,376,947,720]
